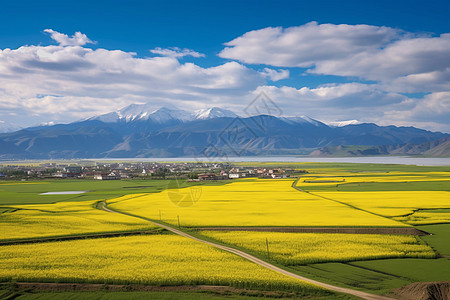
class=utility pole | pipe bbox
[177,215,181,228]
[266,237,270,259]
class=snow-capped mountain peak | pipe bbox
[193,107,237,120]
[146,107,193,123]
[91,104,193,124]
[327,120,362,127]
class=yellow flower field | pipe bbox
[108,179,404,227]
[393,209,450,225]
[314,191,450,217]
[298,171,450,189]
[297,169,450,224]
[0,200,155,241]
[0,234,327,294]
[199,231,436,265]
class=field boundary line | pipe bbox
[292,178,419,228]
[195,226,427,235]
[99,201,394,300]
[0,229,161,246]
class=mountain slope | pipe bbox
[310,138,450,157]
[0,106,448,159]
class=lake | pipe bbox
[89,156,450,166]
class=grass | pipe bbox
[0,235,330,296]
[293,263,411,294]
[0,179,229,205]
[350,258,450,282]
[0,289,355,300]
[417,224,450,255]
[199,231,435,265]
[0,162,449,297]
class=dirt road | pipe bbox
[99,201,394,300]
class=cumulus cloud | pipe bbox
[44,29,95,46]
[260,68,290,81]
[0,28,449,132]
[150,47,205,58]
[0,30,264,127]
[220,22,401,67]
[219,22,450,94]
[249,84,450,131]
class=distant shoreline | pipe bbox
[1,156,450,166]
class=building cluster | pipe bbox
[0,161,300,181]
[194,167,292,181]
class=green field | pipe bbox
[0,162,449,299]
[0,179,228,205]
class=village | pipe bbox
[0,161,302,181]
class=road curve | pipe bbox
[99,201,394,300]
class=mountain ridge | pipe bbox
[0,105,449,159]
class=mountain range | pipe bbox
[0,104,449,159]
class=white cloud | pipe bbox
[0,30,264,127]
[219,22,450,94]
[44,29,95,46]
[220,22,401,67]
[150,47,205,58]
[260,68,289,81]
[249,84,450,131]
[0,28,449,133]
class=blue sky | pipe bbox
[1,0,450,132]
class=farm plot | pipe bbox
[297,170,450,224]
[0,179,191,205]
[0,234,329,296]
[0,200,156,241]
[108,179,404,227]
[199,231,435,265]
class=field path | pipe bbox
[99,201,394,300]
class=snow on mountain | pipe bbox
[193,107,237,120]
[92,111,121,123]
[91,104,238,124]
[282,116,326,127]
[144,107,193,123]
[91,104,193,124]
[327,120,362,127]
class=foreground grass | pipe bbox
[294,262,412,294]
[0,235,330,296]
[0,289,355,300]
[199,231,435,265]
[417,224,450,255]
[350,258,450,282]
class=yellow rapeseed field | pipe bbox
[298,171,450,189]
[108,179,404,227]
[297,170,450,224]
[393,209,450,225]
[0,234,327,294]
[0,200,155,241]
[314,191,450,217]
[200,231,435,265]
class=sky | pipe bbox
[1,0,450,132]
